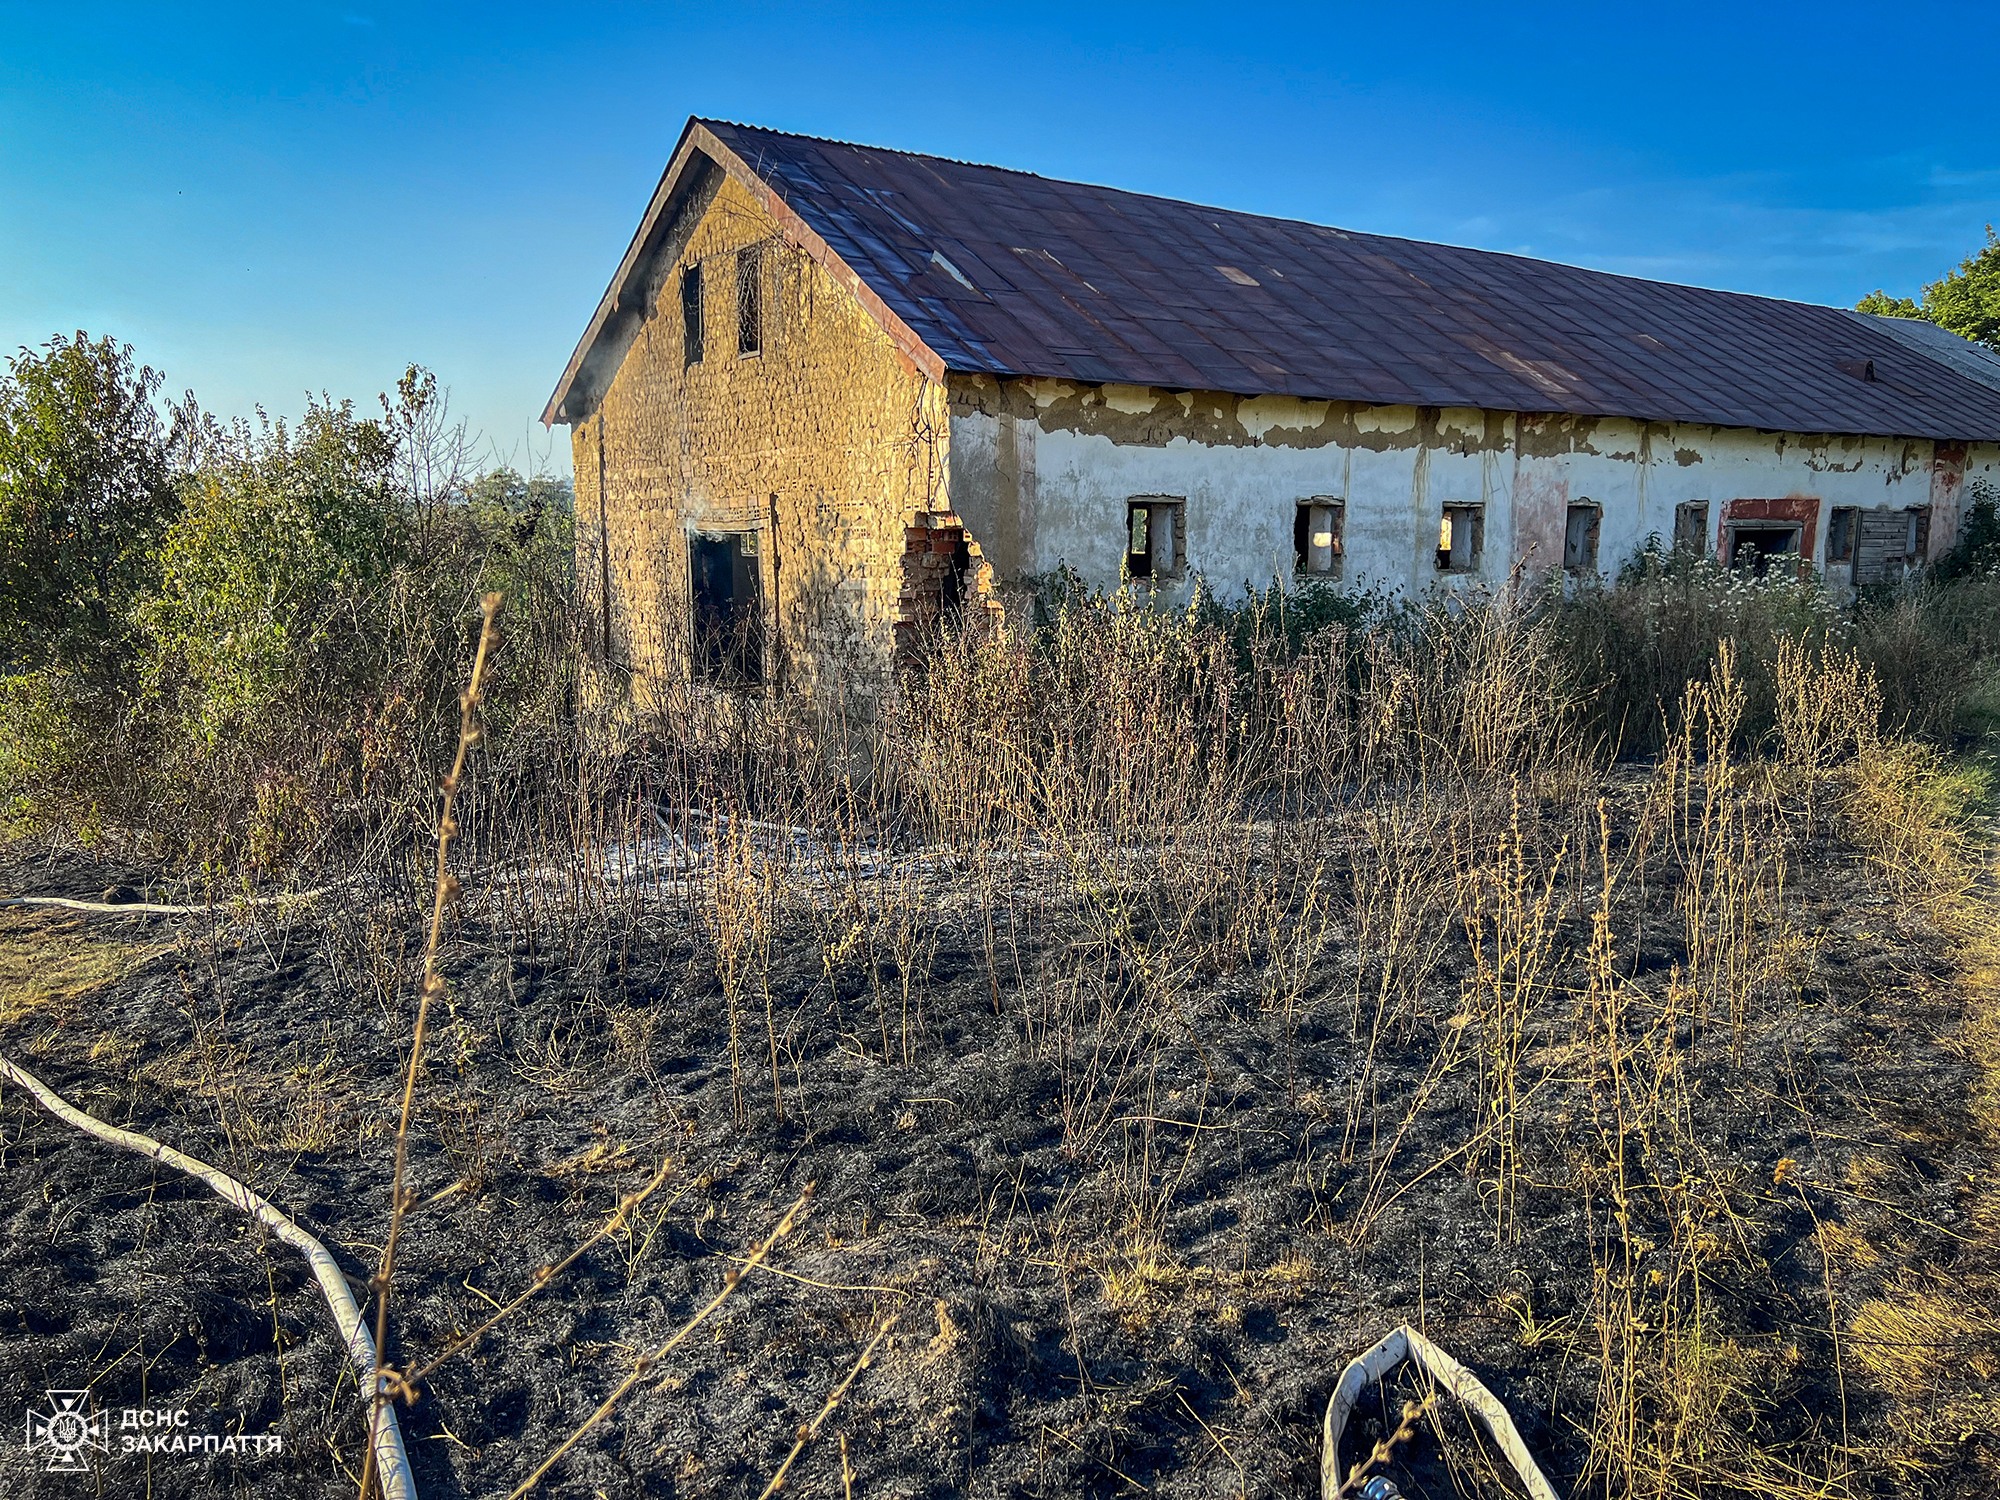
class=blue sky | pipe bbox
[4,2,1996,478]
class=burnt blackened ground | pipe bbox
[1,817,1996,1500]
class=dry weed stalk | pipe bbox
[406,1158,675,1387]
[1578,798,1764,1500]
[755,1312,899,1498]
[704,814,778,1119]
[1457,789,1567,1240]
[1660,644,1788,1052]
[1334,1395,1436,1498]
[361,589,502,1500]
[506,1186,813,1499]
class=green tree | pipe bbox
[1857,226,2000,347]
[138,396,405,743]
[0,333,179,672]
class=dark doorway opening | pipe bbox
[690,532,764,686]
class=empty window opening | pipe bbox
[1436,504,1483,573]
[1827,506,1859,566]
[736,245,763,357]
[1564,502,1602,574]
[1294,498,1344,577]
[1905,504,1931,567]
[940,531,971,614]
[681,262,704,367]
[1727,524,1800,579]
[689,531,763,685]
[1126,498,1185,581]
[1673,500,1710,556]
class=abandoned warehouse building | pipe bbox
[544,118,2000,693]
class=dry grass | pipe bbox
[0,908,172,1025]
[10,577,2000,1498]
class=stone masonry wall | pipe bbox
[569,172,952,700]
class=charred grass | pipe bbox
[2,596,2000,1499]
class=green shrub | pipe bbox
[0,333,179,676]
[1555,544,1842,754]
[137,397,408,746]
[0,350,578,867]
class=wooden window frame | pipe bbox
[1563,501,1602,575]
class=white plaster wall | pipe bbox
[1963,444,2000,513]
[950,395,1997,602]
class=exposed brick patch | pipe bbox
[895,511,999,666]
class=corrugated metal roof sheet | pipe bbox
[696,119,2000,443]
[1854,311,2000,399]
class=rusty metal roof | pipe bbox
[680,120,2000,443]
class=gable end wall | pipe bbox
[569,170,950,698]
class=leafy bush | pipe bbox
[138,397,409,746]
[0,333,180,676]
[0,353,576,867]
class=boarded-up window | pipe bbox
[1126,498,1185,580]
[681,263,704,367]
[1674,501,1709,555]
[1851,507,1930,584]
[1436,504,1483,572]
[1294,498,1344,577]
[1827,506,1859,565]
[1564,502,1601,574]
[690,531,763,685]
[737,245,763,357]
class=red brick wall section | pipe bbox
[895,512,1000,664]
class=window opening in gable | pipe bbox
[681,262,704,368]
[736,245,763,357]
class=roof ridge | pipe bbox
[549,117,2000,441]
[696,118,1059,184]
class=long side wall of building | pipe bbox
[948,376,2000,598]
[570,172,948,698]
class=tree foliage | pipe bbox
[137,397,407,743]
[1858,226,2000,347]
[0,333,179,673]
[1,339,577,864]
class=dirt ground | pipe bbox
[2,792,1997,1499]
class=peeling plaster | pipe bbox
[945,373,1997,607]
